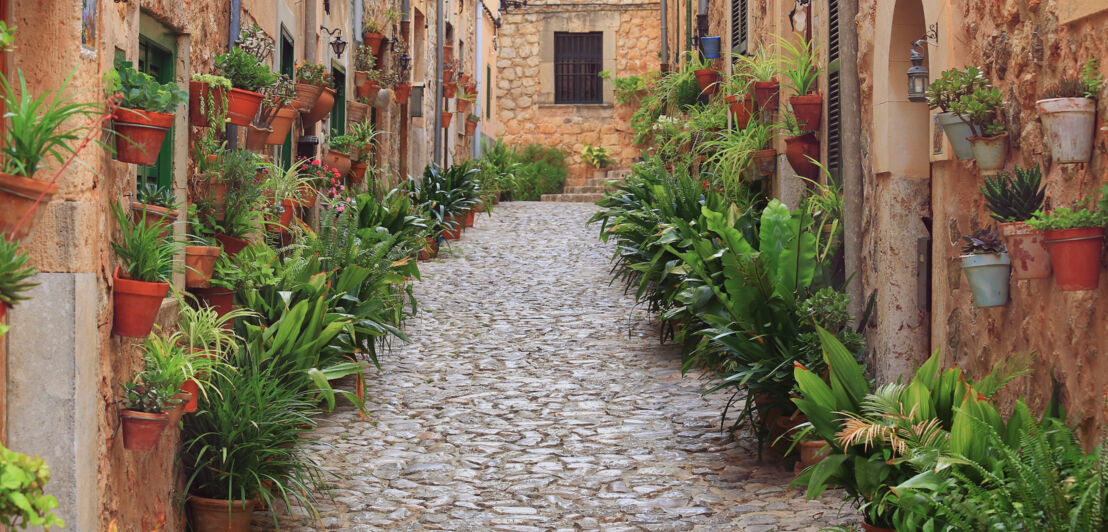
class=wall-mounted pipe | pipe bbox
[660,0,668,67]
[226,0,242,149]
[433,0,444,165]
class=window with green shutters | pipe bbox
[331,66,346,136]
[731,0,749,57]
[136,35,175,189]
[826,0,842,184]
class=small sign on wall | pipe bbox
[81,0,97,50]
[932,114,944,155]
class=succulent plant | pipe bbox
[0,235,37,310]
[962,226,1006,255]
[135,180,175,209]
[980,165,1045,223]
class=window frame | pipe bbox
[553,31,604,105]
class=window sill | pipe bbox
[538,103,614,109]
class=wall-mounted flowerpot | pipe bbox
[961,252,1011,307]
[0,172,57,241]
[789,92,823,131]
[130,203,176,239]
[1044,227,1104,291]
[225,88,264,127]
[357,80,381,101]
[1036,97,1096,163]
[167,390,193,425]
[301,88,336,128]
[784,133,820,180]
[354,70,370,90]
[443,68,455,82]
[188,81,226,127]
[752,149,777,178]
[189,285,235,317]
[442,112,453,128]
[293,82,324,113]
[999,222,1051,280]
[465,119,478,136]
[214,233,249,257]
[395,84,412,104]
[753,79,780,111]
[188,495,256,532]
[348,100,369,124]
[694,68,719,95]
[700,36,722,59]
[457,99,472,114]
[443,45,454,65]
[350,162,368,184]
[968,134,1008,175]
[296,186,317,208]
[180,379,200,413]
[265,104,299,145]
[113,266,169,338]
[935,112,974,160]
[244,124,272,152]
[364,32,386,55]
[798,439,830,468]
[266,198,297,234]
[185,245,220,288]
[463,82,477,95]
[443,81,458,99]
[725,94,754,127]
[323,150,353,177]
[114,108,174,166]
[120,409,168,452]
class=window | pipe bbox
[280,27,295,169]
[827,0,842,183]
[136,35,174,188]
[554,32,603,104]
[731,0,749,56]
[330,66,346,136]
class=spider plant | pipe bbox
[776,33,820,96]
[734,44,778,82]
[0,68,100,178]
[110,200,178,283]
[0,234,37,312]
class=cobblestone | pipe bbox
[258,202,855,531]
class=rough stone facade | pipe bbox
[497,1,661,186]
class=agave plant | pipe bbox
[979,165,1044,223]
[0,235,37,311]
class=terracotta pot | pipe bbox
[464,209,475,228]
[727,94,754,127]
[1044,227,1105,291]
[350,162,368,183]
[120,409,168,452]
[188,286,236,328]
[936,112,975,160]
[112,266,169,338]
[354,70,370,90]
[296,186,317,207]
[302,88,336,128]
[225,88,264,127]
[395,84,412,104]
[364,32,385,55]
[968,134,1008,175]
[961,253,1011,308]
[694,68,719,95]
[293,82,324,113]
[789,92,822,131]
[357,80,381,101]
[130,202,177,239]
[184,245,221,288]
[114,108,174,166]
[443,45,454,64]
[323,150,353,177]
[753,79,780,111]
[457,98,473,114]
[442,112,454,128]
[465,119,478,136]
[188,81,227,127]
[348,100,369,124]
[784,133,820,180]
[443,81,457,99]
[418,237,440,261]
[442,217,462,240]
[999,222,1051,279]
[244,124,272,152]
[861,520,895,532]
[752,149,777,178]
[167,390,193,425]
[265,105,299,145]
[798,439,830,468]
[188,495,256,532]
[0,171,57,240]
[463,82,477,95]
[214,233,249,257]
[181,379,200,413]
[1037,97,1096,164]
[267,199,297,234]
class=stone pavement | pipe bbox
[259,201,856,531]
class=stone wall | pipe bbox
[497,2,660,186]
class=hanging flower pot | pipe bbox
[357,80,381,101]
[302,88,336,128]
[348,100,369,124]
[188,495,256,532]
[1044,227,1105,291]
[296,186,317,208]
[188,81,226,127]
[185,245,221,288]
[789,92,823,131]
[700,36,722,59]
[180,379,200,413]
[463,82,477,95]
[323,150,353,177]
[364,32,386,55]
[167,389,193,425]
[293,82,324,113]
[999,222,1051,280]
[350,162,368,184]
[443,81,458,99]
[244,124,272,152]
[694,69,719,95]
[265,104,299,145]
[1037,97,1096,163]
[784,133,820,180]
[465,119,478,136]
[961,252,1011,307]
[443,45,454,65]
[753,79,781,111]
[114,108,174,166]
[725,94,754,127]
[120,409,169,452]
[113,266,169,338]
[395,84,413,104]
[189,286,236,325]
[457,98,472,114]
[0,172,57,241]
[442,112,454,128]
[214,233,249,257]
[225,88,264,127]
[968,134,1008,175]
[129,203,177,239]
[752,149,777,178]
[354,70,370,90]
[935,112,975,160]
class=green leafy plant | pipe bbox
[599,70,656,104]
[135,180,175,209]
[777,34,819,96]
[177,297,251,357]
[581,143,612,169]
[1081,58,1103,98]
[354,44,377,73]
[1027,204,1107,231]
[505,144,568,200]
[295,62,330,88]
[0,21,15,52]
[0,444,63,529]
[104,61,187,114]
[110,200,177,283]
[958,85,1005,136]
[980,165,1044,223]
[0,68,100,178]
[961,226,1005,254]
[253,74,294,129]
[733,44,778,82]
[927,66,988,114]
[0,235,37,312]
[215,48,276,93]
[328,134,358,154]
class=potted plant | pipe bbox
[111,200,177,338]
[744,120,779,178]
[960,226,1011,307]
[442,111,454,128]
[721,64,755,127]
[1027,203,1106,291]
[0,444,64,528]
[250,74,296,147]
[105,61,187,166]
[687,51,719,96]
[204,150,263,256]
[780,35,821,130]
[1036,58,1102,164]
[736,45,779,111]
[980,165,1050,279]
[323,135,356,176]
[188,74,231,128]
[457,88,476,114]
[782,112,820,180]
[118,369,177,452]
[957,82,1008,174]
[132,181,178,238]
[0,235,37,323]
[353,44,380,99]
[363,17,385,55]
[185,237,221,289]
[215,24,277,126]
[140,330,199,421]
[293,62,328,112]
[300,67,336,128]
[927,66,988,160]
[464,113,480,136]
[188,254,241,324]
[260,158,313,234]
[348,96,370,124]
[581,143,612,170]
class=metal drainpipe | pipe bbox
[660,0,668,68]
[474,6,482,159]
[685,0,692,57]
[226,0,241,149]
[840,0,864,325]
[433,0,444,166]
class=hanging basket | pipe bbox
[293,82,324,113]
[225,88,264,127]
[114,108,174,166]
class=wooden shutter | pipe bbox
[731,0,748,56]
[826,0,842,183]
[554,32,603,104]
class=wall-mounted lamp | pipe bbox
[907,40,929,102]
[320,26,348,58]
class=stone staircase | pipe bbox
[541,169,632,203]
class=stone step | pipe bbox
[540,193,605,203]
[585,177,622,188]
[606,169,632,179]
[563,185,606,194]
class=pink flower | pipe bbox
[312,159,321,165]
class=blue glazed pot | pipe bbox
[961,252,1011,307]
[936,112,975,160]
[700,36,722,59]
